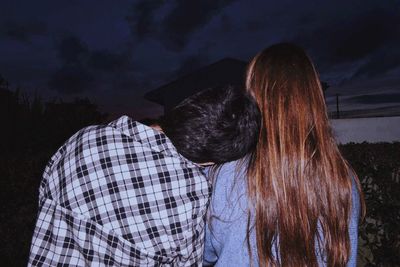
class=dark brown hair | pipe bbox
[162,85,260,164]
[245,43,365,266]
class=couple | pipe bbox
[29,43,363,266]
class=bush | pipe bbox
[340,142,400,266]
[0,86,108,266]
[0,152,52,267]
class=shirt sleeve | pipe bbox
[28,198,169,266]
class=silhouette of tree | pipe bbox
[0,74,109,266]
[0,74,108,154]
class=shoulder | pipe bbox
[212,161,242,198]
[209,160,248,218]
[204,160,255,266]
[214,160,248,188]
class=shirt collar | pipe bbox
[109,116,201,168]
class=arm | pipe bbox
[203,161,252,266]
[203,223,219,266]
[203,164,234,266]
[347,179,361,267]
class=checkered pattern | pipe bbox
[29,116,210,266]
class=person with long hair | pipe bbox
[204,43,365,266]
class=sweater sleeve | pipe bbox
[203,163,236,266]
[347,178,361,267]
[203,223,219,266]
[203,161,255,266]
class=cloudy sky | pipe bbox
[1,0,399,118]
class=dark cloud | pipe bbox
[48,65,94,94]
[353,49,400,78]
[244,18,265,32]
[112,74,144,92]
[161,0,236,50]
[88,50,132,72]
[295,4,400,69]
[219,14,233,33]
[127,0,164,39]
[49,36,91,93]
[128,0,236,51]
[56,36,89,64]
[0,20,47,42]
[328,9,397,63]
[348,93,400,105]
[49,35,137,94]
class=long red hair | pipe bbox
[245,43,364,266]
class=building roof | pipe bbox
[144,58,247,111]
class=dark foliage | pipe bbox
[0,89,107,154]
[341,142,400,266]
[0,77,107,266]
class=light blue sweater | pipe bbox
[204,161,361,266]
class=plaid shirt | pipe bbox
[29,116,210,266]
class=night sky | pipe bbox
[1,0,400,119]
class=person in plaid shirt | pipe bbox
[28,86,260,266]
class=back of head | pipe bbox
[245,43,364,266]
[246,43,329,138]
[161,85,260,164]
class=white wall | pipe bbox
[331,116,400,144]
